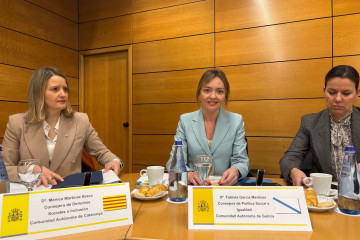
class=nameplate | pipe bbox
[188,186,312,231]
[0,183,133,239]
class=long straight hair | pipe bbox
[26,67,73,123]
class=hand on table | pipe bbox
[188,171,203,186]
[36,166,64,187]
[219,167,239,186]
[289,168,308,186]
[104,160,121,175]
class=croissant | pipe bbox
[304,189,318,207]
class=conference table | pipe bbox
[44,173,358,240]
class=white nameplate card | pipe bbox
[0,183,133,239]
[188,186,312,231]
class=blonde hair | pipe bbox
[26,67,74,123]
[196,69,230,106]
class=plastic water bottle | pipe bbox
[168,141,187,202]
[338,146,360,215]
[0,146,10,193]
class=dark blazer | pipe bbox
[2,112,120,182]
[280,107,360,182]
[166,108,249,178]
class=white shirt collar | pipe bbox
[43,117,60,135]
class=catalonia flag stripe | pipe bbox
[103,199,126,203]
[103,195,125,200]
[104,206,127,211]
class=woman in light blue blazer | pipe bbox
[166,69,249,186]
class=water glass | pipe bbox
[17,159,42,191]
[194,155,213,185]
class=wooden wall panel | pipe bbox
[333,55,360,72]
[247,137,293,175]
[133,135,174,166]
[68,77,79,106]
[133,103,198,134]
[133,34,214,73]
[216,0,331,32]
[133,69,205,104]
[133,0,213,43]
[225,59,331,100]
[132,164,150,173]
[333,0,360,16]
[0,65,32,102]
[79,15,131,50]
[133,0,199,13]
[334,14,360,57]
[27,0,78,22]
[0,102,28,137]
[0,28,78,77]
[133,99,325,136]
[0,64,78,105]
[228,99,325,137]
[216,18,332,66]
[79,0,131,23]
[0,0,77,49]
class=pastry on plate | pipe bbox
[304,189,318,207]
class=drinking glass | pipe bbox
[194,155,213,185]
[17,159,42,191]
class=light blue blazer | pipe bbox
[166,108,249,179]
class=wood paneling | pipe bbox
[133,69,205,104]
[0,102,28,137]
[79,0,131,23]
[333,0,360,16]
[68,77,79,105]
[133,0,199,13]
[133,135,173,166]
[0,64,78,104]
[133,34,214,73]
[216,0,331,32]
[225,58,331,100]
[133,0,213,43]
[79,15,131,50]
[333,55,360,72]
[27,0,78,22]
[133,99,326,136]
[228,99,325,137]
[334,14,360,57]
[0,65,32,102]
[0,28,78,77]
[133,103,198,134]
[216,18,332,66]
[0,0,77,49]
[247,137,293,175]
[132,164,150,173]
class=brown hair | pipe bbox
[196,69,230,105]
[26,67,73,123]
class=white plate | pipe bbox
[131,189,167,201]
[308,196,336,212]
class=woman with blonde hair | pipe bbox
[2,67,123,186]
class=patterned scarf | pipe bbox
[330,112,353,180]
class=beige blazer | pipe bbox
[2,112,120,182]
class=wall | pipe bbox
[55,0,360,175]
[0,0,79,144]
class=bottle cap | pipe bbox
[174,141,183,145]
[345,146,355,152]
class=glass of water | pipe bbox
[194,155,213,185]
[17,159,42,191]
